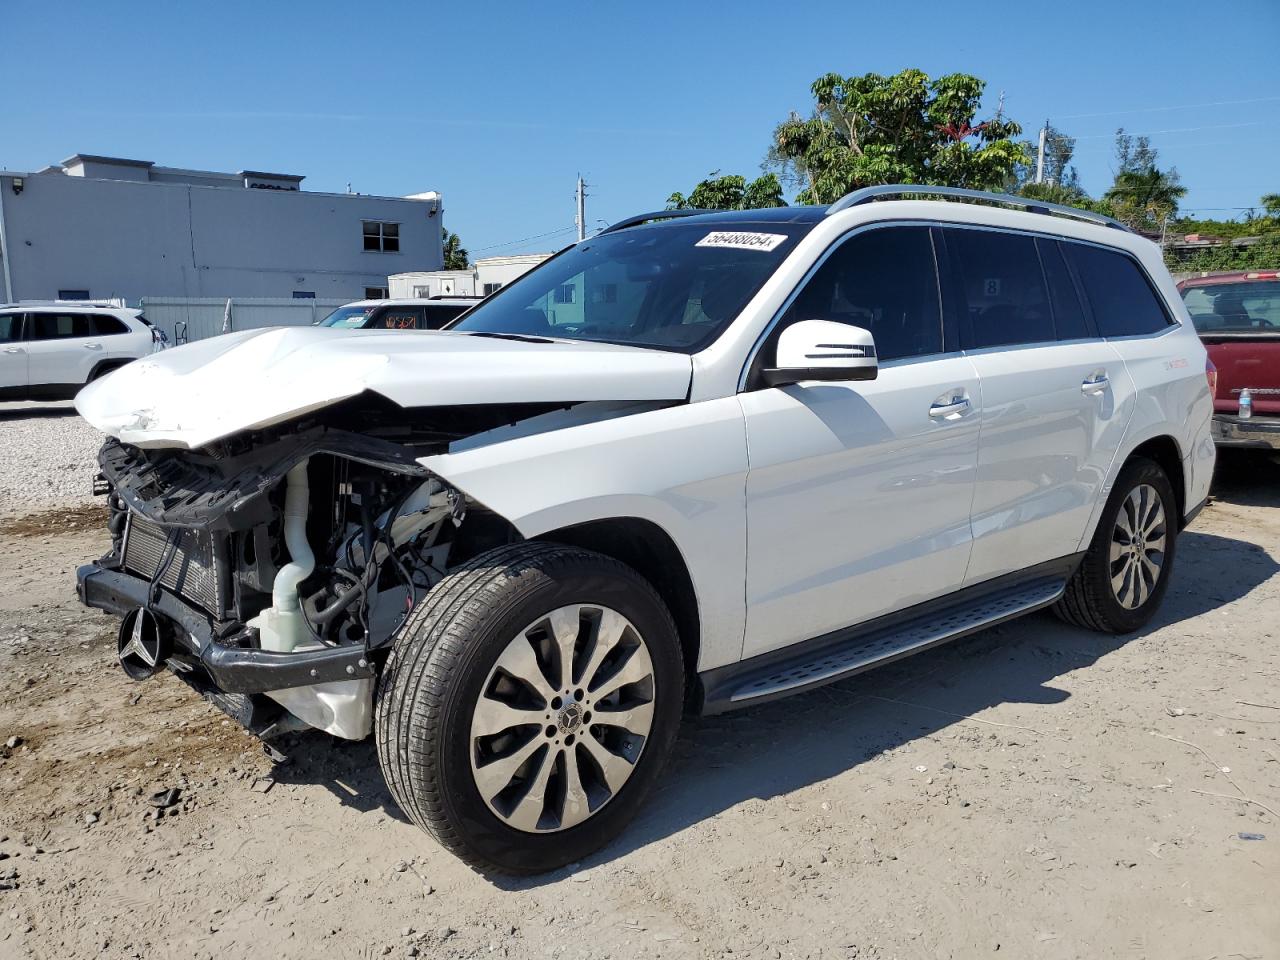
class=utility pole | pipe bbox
[575,174,587,242]
[1035,120,1048,185]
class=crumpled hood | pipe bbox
[75,326,693,449]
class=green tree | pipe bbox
[1103,129,1186,231]
[667,171,786,211]
[1263,193,1280,217]
[442,229,469,270]
[767,69,1027,204]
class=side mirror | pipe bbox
[762,319,878,388]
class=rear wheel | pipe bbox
[375,541,683,874]
[1054,456,1178,633]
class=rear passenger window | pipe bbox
[30,313,93,340]
[782,226,943,361]
[946,228,1054,349]
[0,314,20,343]
[1066,244,1172,337]
[90,314,129,336]
[422,305,467,329]
[1038,240,1092,340]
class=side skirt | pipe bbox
[698,554,1082,715]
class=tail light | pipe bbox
[1206,357,1218,398]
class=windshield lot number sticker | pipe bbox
[696,231,788,252]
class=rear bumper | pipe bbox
[1211,414,1280,450]
[76,562,377,695]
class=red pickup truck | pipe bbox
[1178,271,1280,451]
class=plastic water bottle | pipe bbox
[1239,388,1253,420]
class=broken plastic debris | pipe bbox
[1238,832,1266,841]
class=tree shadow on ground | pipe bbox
[265,461,1279,884]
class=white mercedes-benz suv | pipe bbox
[75,186,1215,873]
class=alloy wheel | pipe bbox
[1110,483,1167,610]
[468,604,656,833]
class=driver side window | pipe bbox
[778,226,944,362]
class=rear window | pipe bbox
[424,304,469,329]
[1067,244,1173,337]
[90,314,130,336]
[31,313,93,340]
[1182,281,1280,333]
[946,228,1055,349]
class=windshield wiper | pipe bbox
[463,331,555,344]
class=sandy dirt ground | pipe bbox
[1,454,1277,960]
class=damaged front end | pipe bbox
[77,400,535,740]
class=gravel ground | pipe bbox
[0,404,104,515]
[0,454,1277,959]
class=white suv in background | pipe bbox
[0,303,162,402]
[75,186,1214,873]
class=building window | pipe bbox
[555,283,576,304]
[412,286,430,298]
[58,289,91,300]
[365,286,390,299]
[362,221,400,253]
[292,291,316,299]
[482,282,503,296]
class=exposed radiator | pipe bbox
[123,515,223,616]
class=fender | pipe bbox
[418,397,751,671]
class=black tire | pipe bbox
[374,541,684,874]
[1054,456,1178,633]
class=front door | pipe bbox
[0,313,28,399]
[740,225,980,659]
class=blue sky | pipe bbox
[4,0,1278,259]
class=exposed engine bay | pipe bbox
[86,397,567,739]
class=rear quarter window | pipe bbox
[90,314,130,336]
[1066,243,1173,337]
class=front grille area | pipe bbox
[123,515,224,616]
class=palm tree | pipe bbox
[1105,167,1187,230]
[442,230,469,270]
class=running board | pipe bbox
[698,558,1077,715]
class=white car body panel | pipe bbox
[739,356,981,658]
[1,305,153,395]
[962,339,1135,585]
[418,397,750,671]
[76,326,693,449]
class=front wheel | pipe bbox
[1054,456,1178,633]
[375,542,684,874]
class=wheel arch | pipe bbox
[88,358,133,383]
[533,516,702,707]
[1127,435,1186,527]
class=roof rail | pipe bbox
[598,209,711,235]
[826,184,1131,232]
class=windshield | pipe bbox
[1182,281,1280,333]
[318,306,375,328]
[449,222,807,352]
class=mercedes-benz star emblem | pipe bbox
[117,607,167,680]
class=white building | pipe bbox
[389,253,552,300]
[0,154,445,303]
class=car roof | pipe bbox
[0,303,140,316]
[1177,271,1280,289]
[340,298,481,308]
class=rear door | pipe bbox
[0,312,28,398]
[25,311,100,392]
[943,228,1133,585]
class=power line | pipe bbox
[1057,95,1280,121]
[472,225,578,253]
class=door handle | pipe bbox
[84,342,103,350]
[929,396,971,419]
[2,346,22,354]
[1081,372,1109,394]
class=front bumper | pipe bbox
[76,561,377,695]
[1211,413,1280,450]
